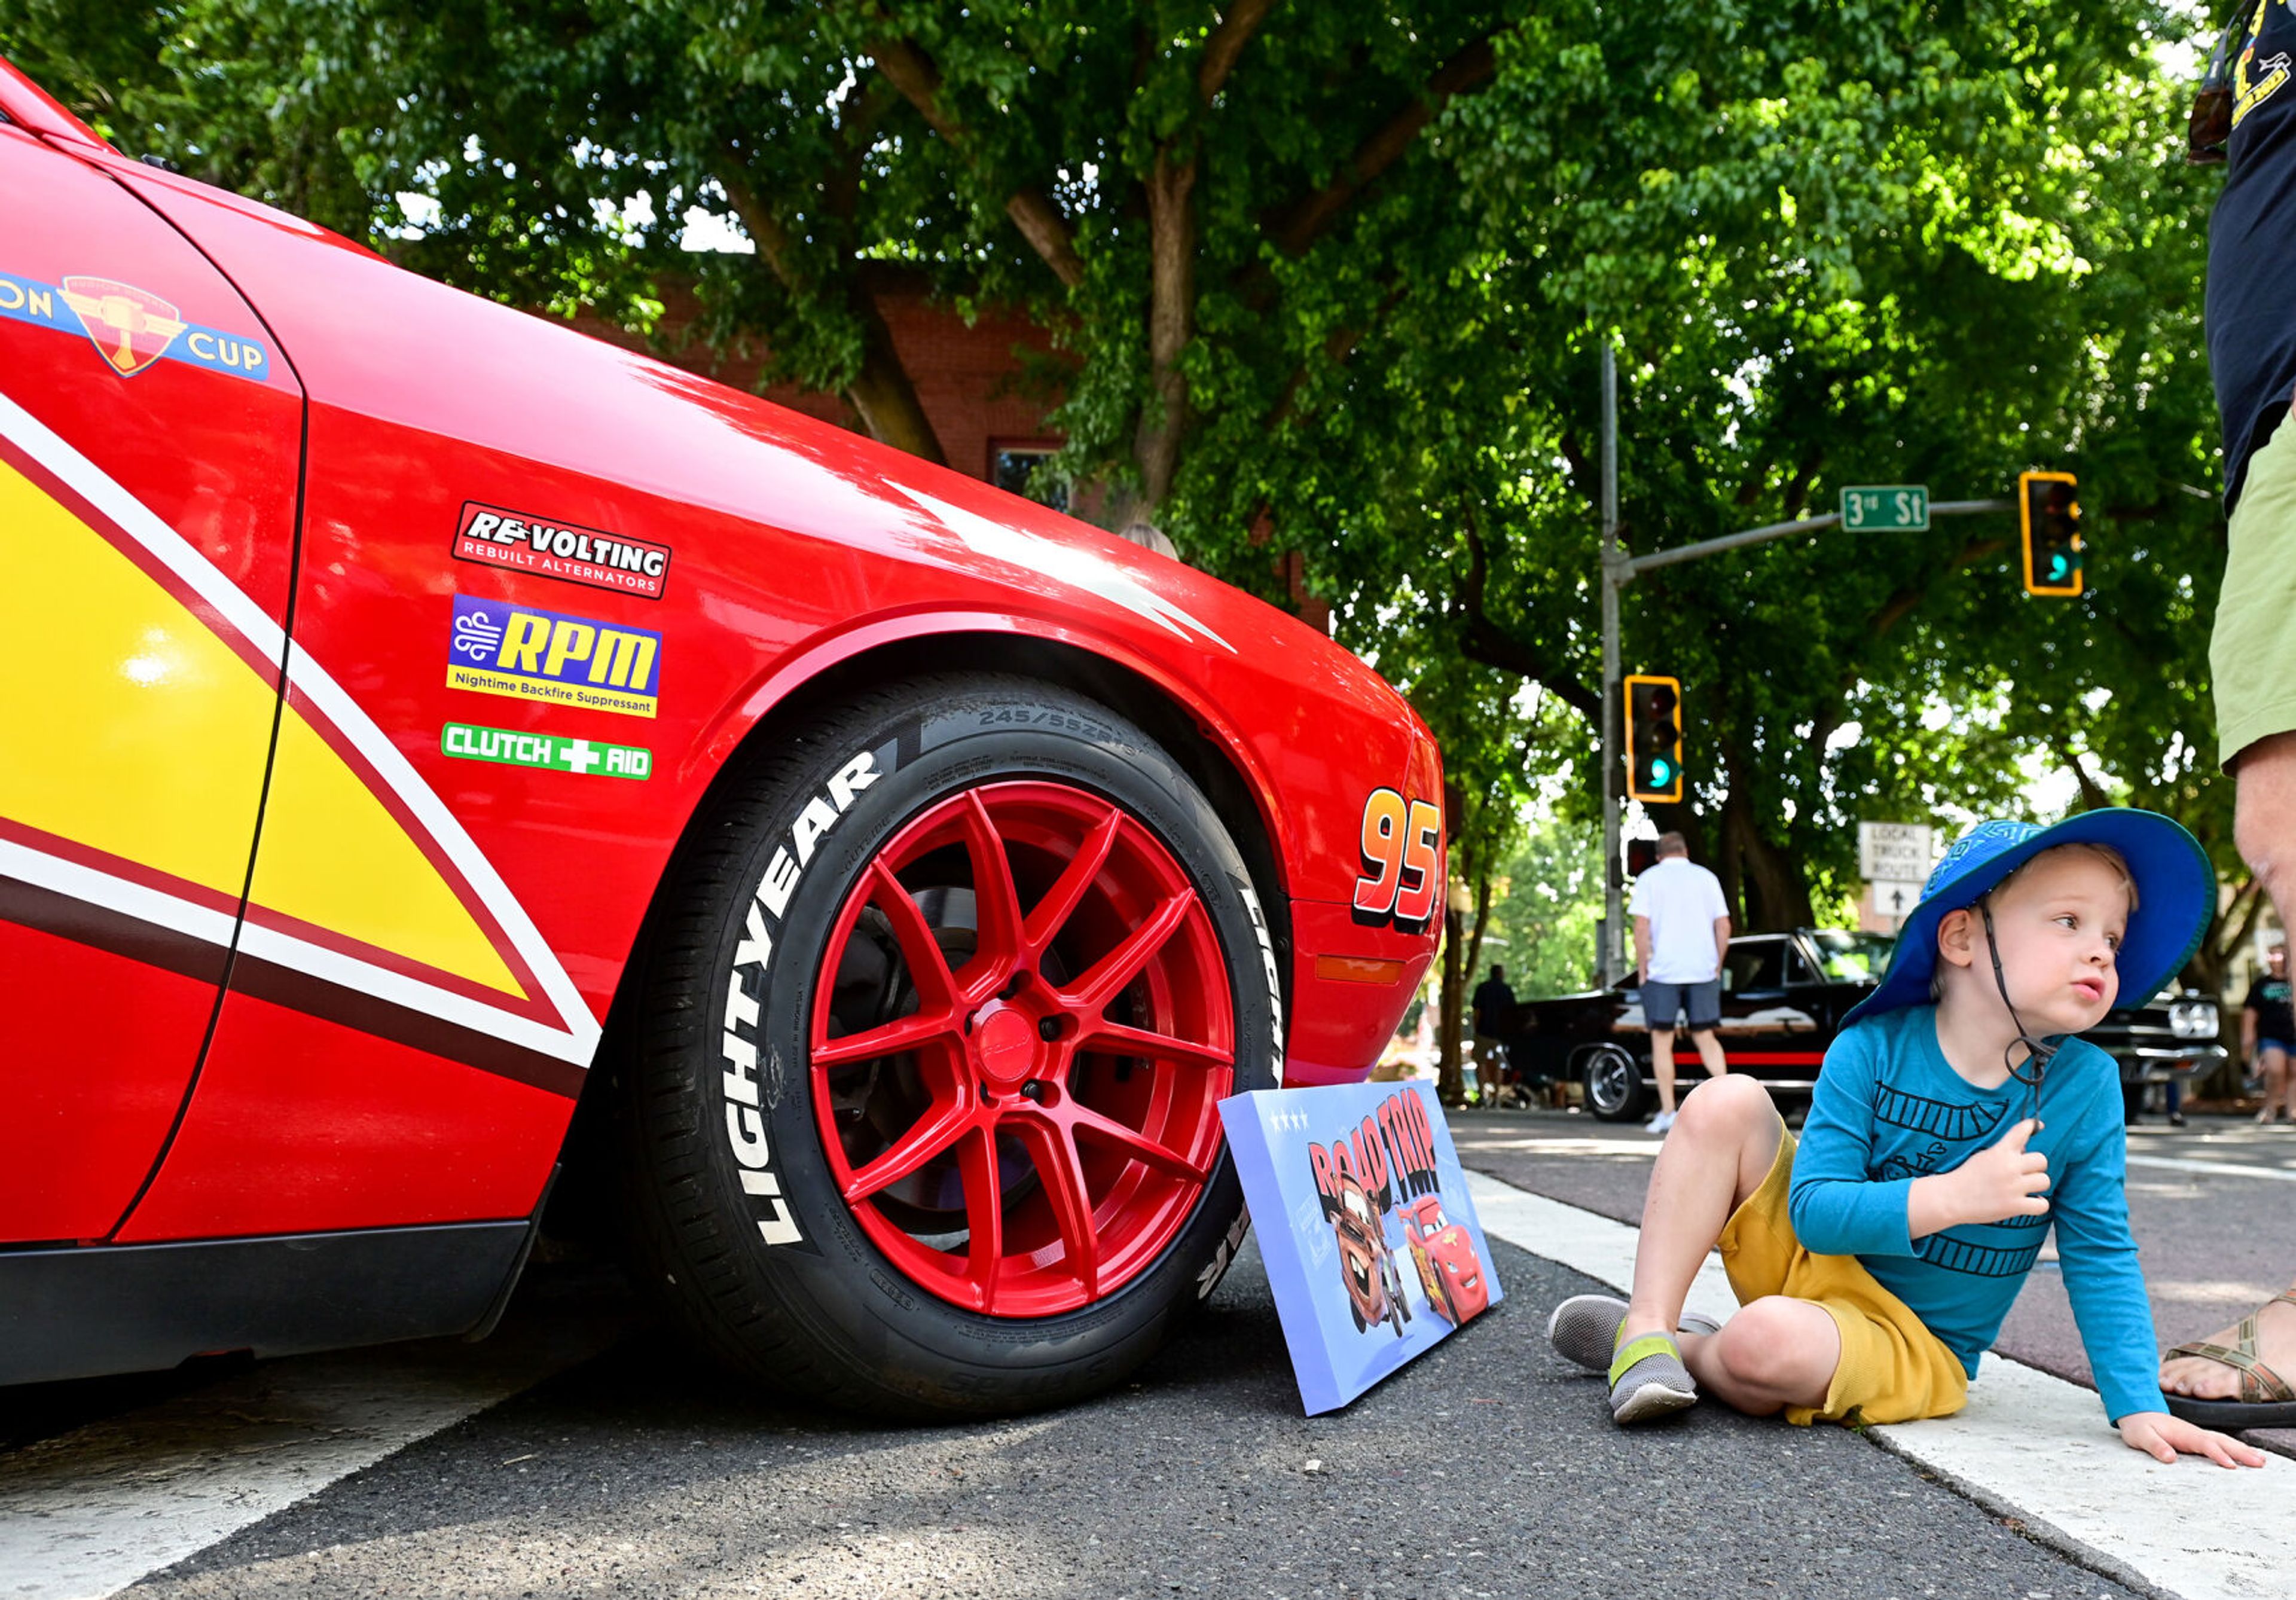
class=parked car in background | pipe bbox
[1506,929,2224,1122]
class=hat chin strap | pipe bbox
[1979,895,2058,1089]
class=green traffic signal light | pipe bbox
[2019,470,2083,597]
[1625,674,1684,804]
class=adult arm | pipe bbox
[1632,915,1651,984]
[1712,914,1733,972]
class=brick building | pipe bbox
[573,270,1330,629]
[574,268,1071,512]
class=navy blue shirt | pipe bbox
[2211,0,2296,512]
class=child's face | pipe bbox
[1941,849,2130,1034]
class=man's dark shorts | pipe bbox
[1642,978,1722,1033]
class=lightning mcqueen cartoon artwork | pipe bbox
[0,60,1441,1418]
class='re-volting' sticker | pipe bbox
[452,502,671,600]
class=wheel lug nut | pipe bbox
[1019,1080,1044,1101]
[1037,1017,1062,1042]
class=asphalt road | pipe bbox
[96,1238,2138,1600]
[11,1102,2283,1599]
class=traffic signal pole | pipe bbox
[1590,342,2017,985]
[1598,346,1625,987]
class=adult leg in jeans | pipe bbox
[2260,1043,2291,1123]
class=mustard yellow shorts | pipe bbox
[1717,1129,1970,1427]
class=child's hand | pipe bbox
[2118,1410,2268,1467]
[1946,1117,2051,1226]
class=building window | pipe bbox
[992,445,1068,513]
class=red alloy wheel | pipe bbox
[810,781,1236,1317]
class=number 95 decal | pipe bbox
[1353,788,1443,927]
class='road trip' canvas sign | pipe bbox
[1220,1079,1502,1414]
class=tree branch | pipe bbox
[868,35,1086,288]
[1456,508,1601,721]
[1868,535,2005,641]
[2054,737,2111,811]
[1268,32,1498,257]
[1199,0,1279,101]
[717,151,949,465]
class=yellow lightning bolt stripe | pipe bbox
[0,455,521,996]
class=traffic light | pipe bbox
[1625,674,1683,803]
[2019,471,2083,597]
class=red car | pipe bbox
[1400,1195,1488,1325]
[0,60,1442,1418]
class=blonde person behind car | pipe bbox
[1545,812,2264,1468]
[1629,833,1731,1134]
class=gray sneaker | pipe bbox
[1547,1293,1721,1373]
[1645,1109,1677,1135]
[1609,1332,1698,1424]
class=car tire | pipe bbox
[1579,1043,1650,1123]
[608,673,1280,1419]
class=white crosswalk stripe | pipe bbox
[0,1298,623,1600]
[1465,1168,2290,1600]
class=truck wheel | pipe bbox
[609,674,1281,1419]
[1580,1044,1650,1123]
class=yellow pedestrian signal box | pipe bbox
[1625,674,1683,804]
[2019,471,2083,597]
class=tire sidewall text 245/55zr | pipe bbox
[619,674,1281,1418]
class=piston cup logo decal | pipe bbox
[719,743,889,1249]
[0,270,273,383]
[453,502,672,600]
[446,594,661,719]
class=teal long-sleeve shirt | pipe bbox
[1787,1005,2166,1423]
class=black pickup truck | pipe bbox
[1503,929,2226,1122]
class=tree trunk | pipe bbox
[1438,899,1467,1107]
[842,292,949,465]
[1719,741,1815,930]
[716,160,948,466]
[1132,149,1198,515]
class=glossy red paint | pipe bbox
[0,921,218,1241]
[116,994,570,1241]
[0,119,304,1243]
[1,52,1440,1278]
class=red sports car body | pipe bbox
[0,60,1441,1415]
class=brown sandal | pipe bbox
[2163,1291,2296,1429]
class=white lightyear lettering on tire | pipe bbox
[1242,881,1285,1081]
[1200,881,1281,1300]
[718,746,884,1248]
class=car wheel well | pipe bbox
[544,631,1293,1248]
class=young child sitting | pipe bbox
[1546,811,2265,1466]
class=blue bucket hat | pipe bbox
[1840,808,2212,1029]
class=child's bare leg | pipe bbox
[1680,1297,1841,1415]
[1619,1073,1781,1343]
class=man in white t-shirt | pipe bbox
[1625,832,1732,1134]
